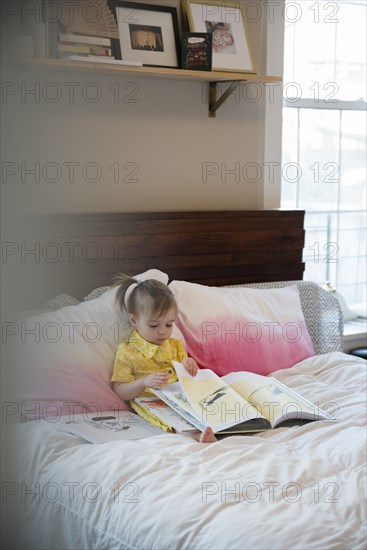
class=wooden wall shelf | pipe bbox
[30,58,282,117]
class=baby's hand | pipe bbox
[182,357,198,377]
[144,372,169,388]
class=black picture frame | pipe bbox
[181,32,212,71]
[109,1,181,68]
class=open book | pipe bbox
[151,362,333,434]
[56,410,163,443]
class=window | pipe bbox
[281,0,366,308]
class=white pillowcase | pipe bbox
[6,269,171,419]
[169,281,315,377]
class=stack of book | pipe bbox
[49,1,142,66]
[59,0,119,39]
[58,32,114,62]
[50,0,117,62]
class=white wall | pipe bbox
[2,0,285,217]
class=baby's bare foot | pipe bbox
[199,427,217,443]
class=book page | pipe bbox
[134,397,198,433]
[172,362,261,431]
[152,382,207,431]
[223,371,327,426]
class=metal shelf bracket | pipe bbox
[209,81,240,117]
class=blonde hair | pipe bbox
[112,273,177,318]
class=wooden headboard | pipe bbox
[30,209,305,303]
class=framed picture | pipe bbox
[109,1,181,68]
[183,0,256,73]
[181,32,212,71]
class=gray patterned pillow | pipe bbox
[40,294,80,312]
[83,286,111,301]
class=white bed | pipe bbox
[3,276,366,550]
[5,354,367,550]
[2,210,366,550]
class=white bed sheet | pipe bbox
[6,352,367,550]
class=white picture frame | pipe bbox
[184,0,256,73]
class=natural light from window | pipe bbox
[281,0,366,309]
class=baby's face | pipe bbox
[129,305,177,346]
[221,32,234,45]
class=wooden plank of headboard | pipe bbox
[29,209,305,303]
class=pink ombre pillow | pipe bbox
[169,281,315,377]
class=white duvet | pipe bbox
[5,352,367,550]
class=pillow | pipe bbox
[169,281,315,377]
[40,293,80,311]
[5,269,169,420]
[83,286,111,301]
